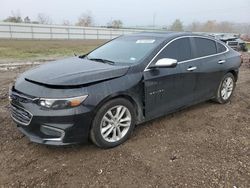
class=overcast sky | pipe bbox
[1,0,250,26]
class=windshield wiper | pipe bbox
[88,58,115,65]
[78,54,86,58]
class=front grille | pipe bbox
[10,91,36,103]
[10,104,33,126]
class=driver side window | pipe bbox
[156,37,192,62]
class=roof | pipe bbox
[125,32,208,41]
[130,31,191,38]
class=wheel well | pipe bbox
[228,70,238,81]
[93,94,141,122]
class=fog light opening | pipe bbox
[40,125,65,141]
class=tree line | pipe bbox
[169,19,250,35]
[2,11,123,29]
[2,11,250,35]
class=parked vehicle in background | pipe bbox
[9,32,242,148]
[208,33,248,52]
[236,39,248,52]
[222,38,248,52]
[226,40,240,51]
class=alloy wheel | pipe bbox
[221,77,234,100]
[100,105,132,142]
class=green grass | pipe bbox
[246,43,250,50]
[0,39,107,61]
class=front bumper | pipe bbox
[12,106,93,146]
[17,125,69,146]
[10,95,94,146]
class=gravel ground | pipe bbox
[0,54,249,187]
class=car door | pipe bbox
[143,37,199,120]
[190,37,227,100]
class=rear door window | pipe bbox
[156,37,192,62]
[193,38,217,58]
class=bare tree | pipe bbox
[62,20,71,26]
[170,19,183,31]
[107,19,123,28]
[244,24,250,35]
[24,16,31,23]
[175,19,250,35]
[4,10,22,23]
[201,20,217,32]
[217,22,233,33]
[76,11,94,27]
[37,13,52,24]
[186,22,202,32]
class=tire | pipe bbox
[90,98,136,148]
[214,73,235,104]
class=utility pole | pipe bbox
[153,13,156,28]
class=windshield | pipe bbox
[86,36,162,64]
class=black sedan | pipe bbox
[9,32,241,148]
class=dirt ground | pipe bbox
[0,53,249,188]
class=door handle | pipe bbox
[187,66,197,71]
[218,60,226,64]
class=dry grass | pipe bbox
[0,39,107,62]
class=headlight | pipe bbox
[38,95,88,109]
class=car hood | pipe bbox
[22,57,130,87]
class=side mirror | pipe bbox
[150,58,177,69]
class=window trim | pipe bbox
[153,37,193,64]
[216,41,227,53]
[191,36,218,58]
[144,35,229,71]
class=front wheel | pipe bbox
[214,73,235,104]
[90,98,136,148]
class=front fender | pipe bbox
[84,73,144,123]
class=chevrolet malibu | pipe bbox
[9,32,241,148]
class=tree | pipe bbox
[202,20,217,32]
[107,19,123,28]
[170,19,183,31]
[24,16,31,23]
[3,11,22,23]
[4,16,22,23]
[76,11,94,27]
[245,25,250,35]
[217,22,233,33]
[187,22,202,32]
[62,20,71,26]
[37,13,52,24]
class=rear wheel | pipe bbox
[214,73,235,104]
[90,98,136,148]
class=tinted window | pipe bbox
[217,42,227,53]
[87,37,163,64]
[193,38,217,58]
[156,38,192,62]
